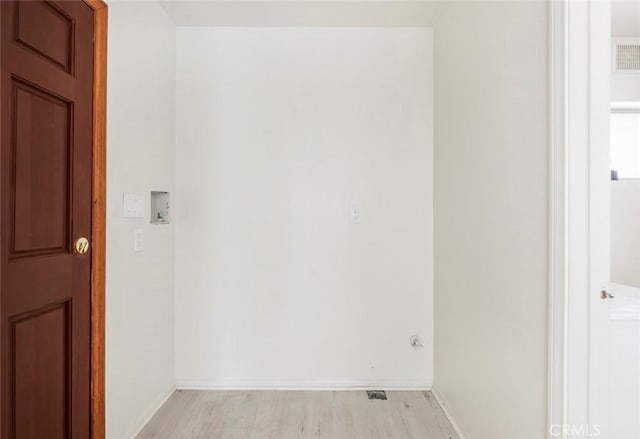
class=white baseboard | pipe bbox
[431,387,467,439]
[129,385,176,439]
[175,379,431,391]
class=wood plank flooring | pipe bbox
[136,390,458,439]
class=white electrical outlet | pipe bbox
[133,228,144,252]
[350,205,360,224]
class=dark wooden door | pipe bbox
[0,1,95,437]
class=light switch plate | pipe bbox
[133,228,144,252]
[123,193,145,218]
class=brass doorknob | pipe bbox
[74,237,90,254]
[600,289,615,300]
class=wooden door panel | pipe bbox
[1,1,95,438]
[10,77,72,258]
[14,1,74,74]
[6,257,72,312]
[12,301,70,439]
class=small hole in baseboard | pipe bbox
[366,390,387,400]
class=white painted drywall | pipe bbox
[106,3,176,438]
[160,1,435,27]
[611,181,640,287]
[612,73,640,103]
[433,2,548,438]
[612,0,640,37]
[611,1,640,102]
[175,27,433,388]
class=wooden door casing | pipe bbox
[83,1,108,437]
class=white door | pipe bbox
[607,110,640,437]
[586,3,640,438]
[588,1,612,436]
[561,2,640,438]
[564,1,612,437]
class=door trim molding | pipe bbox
[83,1,107,438]
[548,1,568,437]
[549,1,611,437]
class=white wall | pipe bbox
[106,3,176,438]
[175,27,433,388]
[612,0,640,37]
[160,1,434,27]
[611,0,640,102]
[433,2,548,439]
[612,51,640,103]
[611,181,640,287]
[612,73,640,103]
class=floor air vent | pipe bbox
[367,390,387,400]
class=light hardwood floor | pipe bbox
[136,390,459,439]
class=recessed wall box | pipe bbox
[150,191,170,225]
